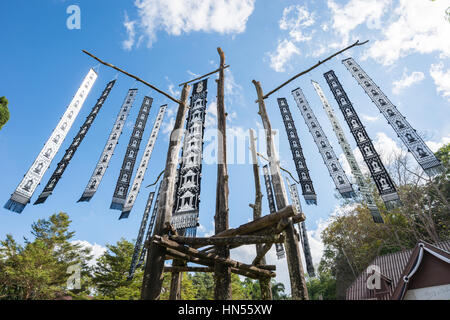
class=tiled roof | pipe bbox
[346,240,450,300]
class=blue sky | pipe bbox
[1,0,449,292]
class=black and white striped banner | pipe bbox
[127,191,155,281]
[171,79,208,237]
[78,88,138,202]
[277,98,317,205]
[111,96,153,211]
[324,70,401,208]
[35,80,116,205]
[285,179,315,277]
[262,165,285,260]
[289,91,355,199]
[311,80,383,223]
[343,57,444,177]
[5,69,97,213]
[120,105,167,219]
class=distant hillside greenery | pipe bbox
[0,97,10,130]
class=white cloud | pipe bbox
[268,39,301,72]
[392,70,425,94]
[327,0,391,45]
[361,114,379,122]
[430,62,450,102]
[71,240,107,267]
[279,5,315,42]
[426,134,450,153]
[122,12,137,51]
[365,0,450,65]
[129,0,255,48]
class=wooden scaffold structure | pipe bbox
[83,40,369,300]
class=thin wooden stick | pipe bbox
[82,50,181,104]
[261,40,369,100]
[178,65,230,87]
[146,170,164,188]
[255,150,300,184]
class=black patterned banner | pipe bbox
[277,97,317,204]
[5,69,97,213]
[263,165,285,260]
[34,80,116,205]
[324,70,401,208]
[311,80,383,223]
[289,91,355,199]
[171,79,208,237]
[137,183,162,270]
[342,57,444,177]
[79,89,138,202]
[127,191,155,281]
[110,96,153,211]
[285,178,315,277]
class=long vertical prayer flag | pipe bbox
[171,80,208,237]
[324,70,401,208]
[342,57,444,177]
[34,80,116,205]
[311,80,383,223]
[78,89,138,202]
[5,69,97,213]
[120,105,167,219]
[111,96,153,211]
[127,191,155,281]
[262,165,285,260]
[289,91,355,199]
[285,178,315,277]
[277,98,317,204]
[137,183,162,270]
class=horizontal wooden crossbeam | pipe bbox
[178,65,230,87]
[169,234,284,248]
[82,50,181,104]
[154,235,275,279]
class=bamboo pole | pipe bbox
[82,50,181,104]
[141,84,191,300]
[253,80,309,300]
[214,47,232,300]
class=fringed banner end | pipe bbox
[4,199,26,214]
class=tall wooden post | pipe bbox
[252,80,309,300]
[141,84,191,300]
[169,259,186,300]
[249,129,273,300]
[214,47,232,300]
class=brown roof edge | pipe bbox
[390,240,450,300]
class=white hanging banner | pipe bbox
[120,105,167,219]
[78,88,138,202]
[5,68,97,213]
[311,80,383,223]
[289,91,355,199]
[342,57,444,177]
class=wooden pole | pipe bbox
[170,234,284,247]
[141,84,191,300]
[214,47,232,300]
[169,259,185,300]
[261,40,369,100]
[249,128,272,300]
[178,65,230,87]
[82,50,181,104]
[253,80,309,300]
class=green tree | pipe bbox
[91,238,143,300]
[306,271,336,300]
[0,96,10,130]
[0,213,92,300]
